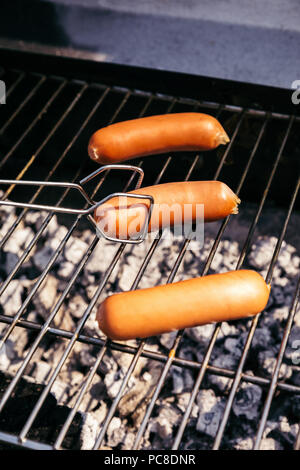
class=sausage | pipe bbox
[97,270,270,341]
[88,113,230,164]
[94,180,240,240]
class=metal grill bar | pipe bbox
[0,209,79,352]
[0,430,52,450]
[132,113,298,450]
[212,116,297,449]
[172,112,271,449]
[0,86,173,447]
[5,71,26,99]
[18,242,126,443]
[0,73,46,136]
[254,274,300,449]
[1,310,300,394]
[53,99,190,449]
[0,59,299,450]
[130,109,247,450]
[0,83,116,414]
[295,430,300,450]
[0,84,117,347]
[0,85,110,252]
[213,178,299,450]
[89,102,224,450]
[91,144,203,451]
[0,76,66,172]
[0,158,93,378]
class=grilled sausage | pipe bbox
[88,113,230,164]
[94,180,240,240]
[97,270,270,341]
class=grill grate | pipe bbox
[0,50,300,450]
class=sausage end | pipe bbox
[97,297,123,341]
[216,130,230,146]
[88,142,100,163]
[88,132,114,164]
[231,196,241,214]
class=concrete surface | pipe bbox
[1,0,300,89]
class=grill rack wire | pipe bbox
[0,57,299,450]
[0,163,154,245]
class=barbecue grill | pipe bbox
[0,46,300,451]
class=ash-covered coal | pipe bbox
[0,196,299,450]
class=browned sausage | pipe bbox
[97,270,271,341]
[88,113,229,164]
[94,180,240,240]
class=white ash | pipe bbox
[218,321,240,339]
[0,344,11,370]
[223,335,248,359]
[259,417,299,449]
[67,295,89,319]
[30,360,52,384]
[186,323,216,345]
[196,389,225,438]
[278,415,299,440]
[284,326,300,364]
[57,261,75,280]
[249,237,299,278]
[0,279,24,316]
[30,217,69,271]
[151,404,181,441]
[258,349,293,380]
[64,237,89,264]
[3,226,35,256]
[171,366,185,394]
[32,275,59,317]
[106,417,127,448]
[92,400,108,426]
[23,209,49,229]
[259,438,284,450]
[233,436,284,450]
[0,201,300,450]
[209,373,232,394]
[45,215,68,240]
[159,331,178,349]
[233,436,254,450]
[121,432,136,450]
[251,327,273,349]
[232,383,262,421]
[80,413,99,450]
[272,306,290,323]
[83,239,118,279]
[0,203,18,240]
[177,392,199,418]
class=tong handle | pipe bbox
[0,164,145,215]
[0,165,153,244]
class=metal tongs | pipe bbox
[0,164,154,244]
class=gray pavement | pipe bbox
[2,0,300,89]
